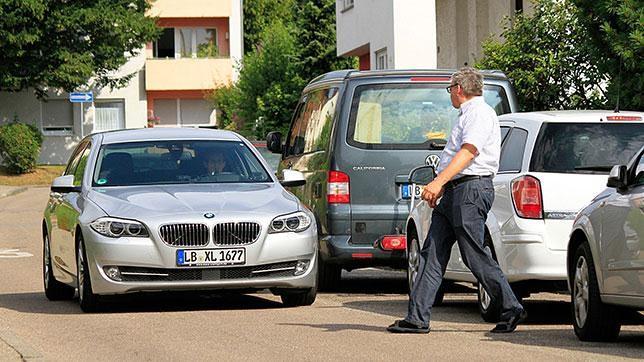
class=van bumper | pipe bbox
[319,234,406,270]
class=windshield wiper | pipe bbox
[574,165,613,172]
[428,138,447,150]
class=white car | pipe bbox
[406,110,644,321]
[567,145,644,341]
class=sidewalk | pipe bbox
[0,186,27,199]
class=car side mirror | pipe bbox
[266,132,283,154]
[280,169,306,187]
[51,175,81,193]
[408,165,435,185]
[607,165,627,189]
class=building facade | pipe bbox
[0,0,242,164]
[336,0,533,70]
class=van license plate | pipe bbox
[401,184,423,199]
[177,248,246,267]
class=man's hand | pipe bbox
[421,179,445,208]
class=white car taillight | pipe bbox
[511,175,543,219]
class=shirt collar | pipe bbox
[459,96,484,114]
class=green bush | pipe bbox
[0,121,43,174]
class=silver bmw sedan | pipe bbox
[43,128,317,312]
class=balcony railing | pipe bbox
[145,58,233,91]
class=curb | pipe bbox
[0,187,27,199]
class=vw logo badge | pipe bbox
[425,154,440,168]
[204,213,215,219]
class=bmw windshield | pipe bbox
[93,140,272,186]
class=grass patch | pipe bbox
[0,165,65,186]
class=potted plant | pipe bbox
[147,115,160,128]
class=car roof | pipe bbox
[499,110,644,123]
[307,69,509,86]
[96,127,243,144]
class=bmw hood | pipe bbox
[87,183,301,219]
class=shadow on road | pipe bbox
[278,322,384,333]
[0,291,283,315]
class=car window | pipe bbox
[73,142,92,186]
[347,84,510,150]
[285,87,338,157]
[64,141,88,176]
[530,123,644,174]
[253,144,281,171]
[632,150,644,186]
[93,140,272,187]
[500,126,511,144]
[499,128,528,173]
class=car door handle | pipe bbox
[314,183,322,198]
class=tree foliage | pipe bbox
[0,0,159,98]
[0,119,43,174]
[242,0,294,54]
[572,0,643,110]
[477,0,607,111]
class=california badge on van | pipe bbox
[266,69,519,290]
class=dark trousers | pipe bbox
[406,178,522,328]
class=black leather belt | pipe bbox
[445,174,493,189]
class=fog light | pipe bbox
[103,266,122,281]
[294,260,310,276]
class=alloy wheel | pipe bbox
[408,236,420,291]
[43,235,50,288]
[77,243,85,301]
[574,255,589,327]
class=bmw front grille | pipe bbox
[159,224,209,247]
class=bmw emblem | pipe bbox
[425,154,440,168]
[204,213,215,219]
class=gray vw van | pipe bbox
[267,69,519,290]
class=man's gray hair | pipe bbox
[452,67,483,96]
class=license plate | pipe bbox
[401,184,423,199]
[176,248,246,267]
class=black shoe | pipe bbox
[490,309,527,333]
[387,319,430,334]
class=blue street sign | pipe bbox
[69,92,93,103]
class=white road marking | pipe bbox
[0,249,33,258]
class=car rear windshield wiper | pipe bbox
[574,165,613,172]
[427,138,447,150]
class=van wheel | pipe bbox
[317,256,341,291]
[77,238,101,312]
[43,233,74,300]
[478,235,501,322]
[571,242,621,341]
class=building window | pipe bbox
[93,100,125,133]
[42,99,73,135]
[153,27,218,59]
[515,0,523,12]
[375,48,388,70]
[342,0,354,11]
[153,99,215,126]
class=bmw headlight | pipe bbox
[90,217,149,238]
[269,211,311,233]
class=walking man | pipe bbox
[388,67,526,334]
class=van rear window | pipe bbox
[347,84,510,150]
[530,123,644,174]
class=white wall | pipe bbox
[0,52,147,164]
[392,0,437,69]
[229,0,243,82]
[336,0,395,64]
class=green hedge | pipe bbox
[0,121,44,174]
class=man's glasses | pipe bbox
[446,84,459,94]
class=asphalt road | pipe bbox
[0,188,642,361]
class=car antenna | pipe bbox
[614,60,621,113]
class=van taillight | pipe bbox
[327,171,350,204]
[511,175,543,219]
[606,115,641,121]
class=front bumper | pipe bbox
[82,225,317,295]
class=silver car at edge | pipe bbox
[42,128,317,312]
[567,145,644,342]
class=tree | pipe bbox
[572,0,643,110]
[236,21,306,139]
[243,0,294,54]
[0,0,159,98]
[477,0,607,111]
[294,0,357,82]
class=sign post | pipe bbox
[69,92,94,138]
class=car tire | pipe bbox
[478,235,502,322]
[77,238,101,313]
[571,242,621,342]
[280,287,317,307]
[43,232,75,300]
[317,256,341,292]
